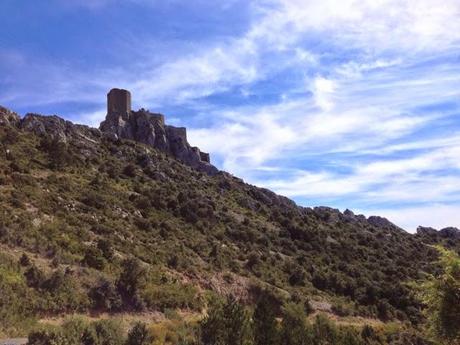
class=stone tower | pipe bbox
[107,88,131,119]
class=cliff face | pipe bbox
[99,108,217,175]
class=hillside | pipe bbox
[0,103,459,343]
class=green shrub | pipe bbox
[82,247,106,270]
[126,322,153,345]
[280,303,310,345]
[200,296,251,345]
[39,137,72,170]
[416,247,460,344]
[28,329,67,345]
[90,279,122,312]
[117,258,148,311]
[83,320,125,345]
[142,282,202,311]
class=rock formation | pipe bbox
[417,226,460,240]
[0,88,218,174]
[0,106,20,126]
[100,88,217,174]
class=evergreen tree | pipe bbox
[200,296,251,345]
[253,291,280,345]
[417,246,460,344]
[200,298,225,345]
[117,258,147,310]
[126,322,153,345]
[312,314,338,345]
[223,296,252,345]
[280,303,311,345]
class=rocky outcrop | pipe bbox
[18,114,102,159]
[367,215,402,231]
[100,109,217,174]
[100,89,217,174]
[417,226,460,239]
[416,226,438,237]
[416,226,460,246]
[0,108,101,159]
[20,114,101,143]
[0,91,218,175]
[0,106,20,126]
[439,227,460,239]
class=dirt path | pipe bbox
[0,338,28,345]
[308,311,389,328]
[38,310,202,332]
[39,312,165,327]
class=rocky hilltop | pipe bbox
[0,89,217,175]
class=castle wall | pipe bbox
[199,152,210,163]
[166,126,187,142]
[150,113,165,126]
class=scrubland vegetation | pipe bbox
[0,120,459,344]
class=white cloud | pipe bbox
[363,204,460,232]
[131,42,259,106]
[311,77,337,111]
[255,0,460,53]
[255,143,460,200]
[361,135,460,155]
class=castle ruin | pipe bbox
[100,88,215,174]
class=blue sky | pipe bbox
[1,0,460,231]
